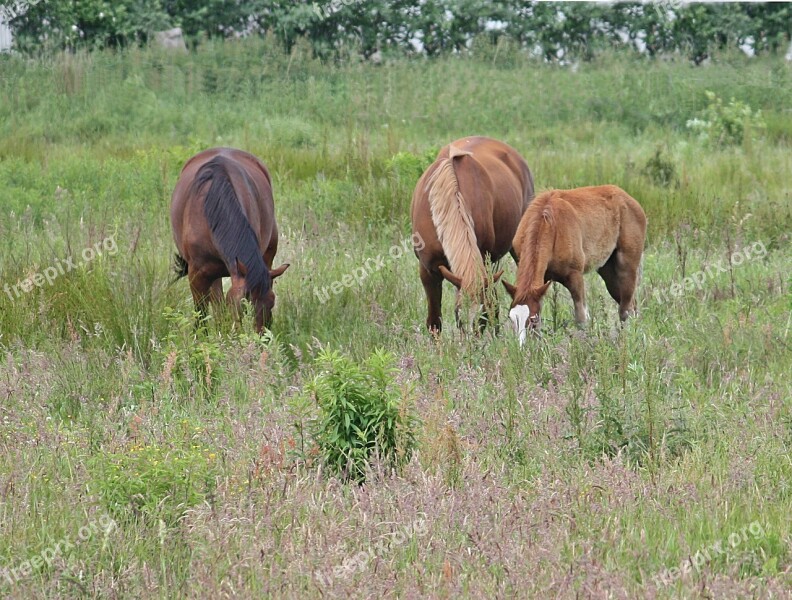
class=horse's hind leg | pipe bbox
[617,257,640,321]
[598,250,638,322]
[420,264,443,334]
[208,279,224,317]
[598,253,622,304]
[263,226,279,269]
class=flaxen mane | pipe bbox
[515,191,555,297]
[426,145,485,293]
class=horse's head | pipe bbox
[439,265,503,332]
[502,280,550,345]
[229,258,290,331]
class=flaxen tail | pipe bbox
[426,145,485,293]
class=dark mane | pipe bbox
[192,156,270,295]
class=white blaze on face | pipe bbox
[509,305,531,347]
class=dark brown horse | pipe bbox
[170,147,289,332]
[411,136,534,333]
[502,185,647,345]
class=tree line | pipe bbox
[5,1,791,64]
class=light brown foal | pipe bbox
[502,185,647,344]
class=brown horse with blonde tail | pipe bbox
[170,147,290,333]
[411,136,534,333]
[502,185,647,345]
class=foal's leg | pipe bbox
[564,271,589,326]
[420,264,444,334]
[616,256,640,321]
[598,255,622,305]
[598,251,637,322]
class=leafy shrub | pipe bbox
[304,348,418,483]
[386,148,439,184]
[8,1,792,63]
[642,146,678,187]
[470,33,524,68]
[686,90,766,146]
[89,442,218,525]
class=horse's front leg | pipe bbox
[188,271,220,327]
[565,271,589,326]
[209,279,223,305]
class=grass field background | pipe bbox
[0,40,790,598]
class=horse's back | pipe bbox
[445,136,533,207]
[178,148,272,196]
[544,185,643,220]
[568,185,646,237]
[536,185,646,271]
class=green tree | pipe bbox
[8,0,170,52]
[6,0,792,61]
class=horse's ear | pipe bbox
[492,269,504,284]
[270,263,290,279]
[438,265,463,289]
[538,281,552,296]
[502,280,517,299]
[235,258,248,277]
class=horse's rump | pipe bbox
[192,155,271,294]
[426,145,486,293]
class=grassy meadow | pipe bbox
[0,39,791,598]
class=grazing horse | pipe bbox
[411,136,534,333]
[502,185,647,345]
[170,147,290,333]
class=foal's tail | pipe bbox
[426,144,485,293]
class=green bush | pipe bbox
[386,147,439,184]
[89,441,219,525]
[641,146,678,187]
[8,1,792,63]
[304,348,418,483]
[263,116,319,149]
[157,306,275,400]
[686,90,766,146]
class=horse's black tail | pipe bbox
[194,156,270,294]
[173,252,188,279]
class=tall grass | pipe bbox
[0,40,790,598]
